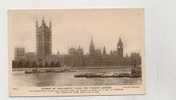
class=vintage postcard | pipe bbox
[8,9,145,96]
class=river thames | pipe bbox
[10,67,142,87]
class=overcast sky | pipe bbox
[9,9,144,61]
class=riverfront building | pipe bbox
[12,18,141,68]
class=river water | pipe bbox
[10,68,142,87]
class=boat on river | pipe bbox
[74,71,140,78]
[24,66,71,74]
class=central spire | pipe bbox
[89,36,95,56]
[90,36,94,46]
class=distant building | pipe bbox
[67,46,84,67]
[86,37,125,66]
[56,37,141,67]
[12,17,141,68]
[15,47,25,61]
[24,52,37,62]
[36,18,52,60]
[12,18,62,68]
[130,52,141,65]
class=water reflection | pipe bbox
[11,69,142,87]
[31,73,56,87]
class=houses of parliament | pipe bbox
[12,19,141,68]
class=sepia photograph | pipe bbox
[8,9,145,96]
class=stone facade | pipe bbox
[56,37,141,67]
[36,18,52,60]
[12,18,141,68]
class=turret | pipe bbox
[103,46,106,55]
[89,36,95,56]
[41,17,46,26]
